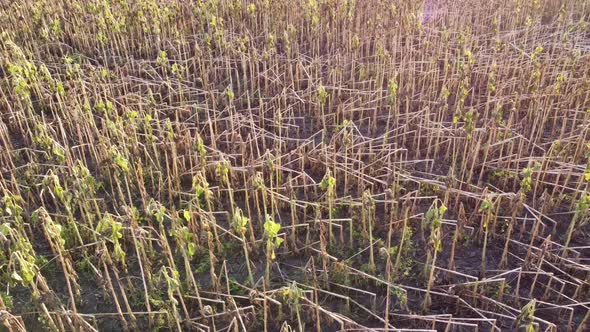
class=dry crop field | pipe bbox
[0,0,589,331]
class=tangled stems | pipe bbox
[563,193,590,258]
